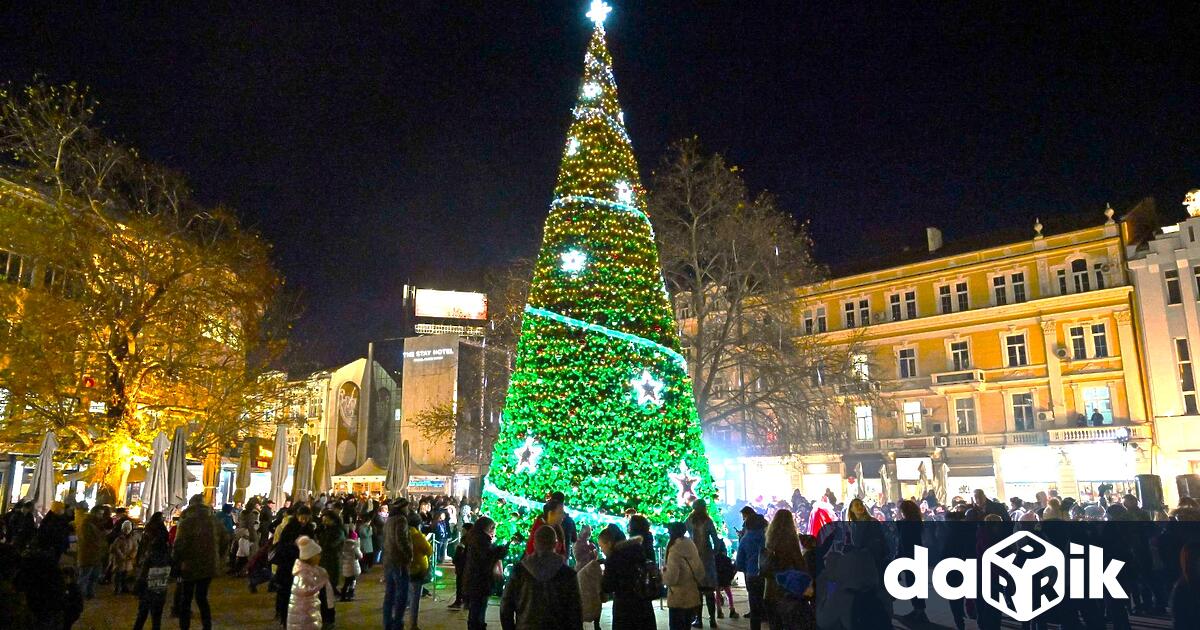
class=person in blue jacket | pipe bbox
[735,505,768,630]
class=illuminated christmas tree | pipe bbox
[482,0,714,539]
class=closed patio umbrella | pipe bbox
[854,461,866,501]
[384,436,406,499]
[166,426,189,510]
[934,463,949,506]
[290,435,313,503]
[879,464,892,505]
[142,431,171,518]
[312,440,332,498]
[22,431,58,515]
[268,425,289,508]
[232,444,252,505]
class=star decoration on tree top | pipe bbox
[669,460,700,506]
[514,435,543,474]
[630,369,664,407]
[586,0,612,25]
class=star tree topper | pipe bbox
[586,0,612,25]
[514,435,543,474]
[669,460,700,506]
[630,369,664,407]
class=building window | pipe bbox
[816,307,827,333]
[898,348,917,379]
[852,353,869,380]
[1057,269,1068,295]
[904,291,917,319]
[1194,268,1200,299]
[854,405,874,441]
[890,294,902,321]
[844,301,857,328]
[1012,393,1035,431]
[0,250,34,288]
[1011,273,1027,303]
[993,276,1008,306]
[903,400,923,435]
[950,340,970,371]
[677,302,694,320]
[1093,263,1106,290]
[1082,386,1113,425]
[955,282,969,311]
[1178,339,1198,415]
[955,398,977,434]
[1005,334,1028,367]
[804,310,814,335]
[858,299,870,326]
[939,285,952,314]
[1167,270,1182,305]
[1072,259,1091,293]
[1091,324,1108,358]
[1069,326,1087,360]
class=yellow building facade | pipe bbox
[783,208,1155,504]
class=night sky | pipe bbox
[3,3,1197,367]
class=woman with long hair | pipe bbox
[662,522,704,630]
[1173,541,1200,629]
[687,499,721,627]
[897,499,927,623]
[461,516,507,630]
[762,509,812,629]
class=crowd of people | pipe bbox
[3,484,1200,629]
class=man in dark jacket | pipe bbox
[736,506,768,630]
[597,524,656,629]
[500,525,581,630]
[173,495,221,630]
[382,502,413,630]
[272,505,315,623]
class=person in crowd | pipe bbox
[433,507,451,565]
[714,539,739,620]
[462,516,510,630]
[315,510,345,596]
[549,491,578,557]
[231,527,253,576]
[133,518,172,630]
[382,500,413,630]
[371,507,387,566]
[523,498,567,558]
[736,505,768,630]
[274,505,316,624]
[339,532,363,601]
[36,500,72,562]
[355,514,374,572]
[406,511,435,629]
[499,524,581,630]
[173,495,221,630]
[597,523,656,629]
[0,542,33,627]
[75,503,105,599]
[761,509,813,630]
[896,499,927,624]
[663,521,704,630]
[447,522,473,609]
[628,513,657,563]
[1173,540,1200,629]
[574,524,603,630]
[261,500,276,546]
[288,536,335,630]
[110,519,138,594]
[687,499,721,627]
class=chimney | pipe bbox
[926,227,943,253]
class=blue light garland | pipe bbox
[484,479,666,535]
[524,305,687,370]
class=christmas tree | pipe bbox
[482,0,714,540]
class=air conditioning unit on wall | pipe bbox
[1037,411,1054,422]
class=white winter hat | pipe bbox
[297,536,322,561]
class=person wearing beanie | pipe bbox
[500,523,581,630]
[110,519,138,594]
[289,535,335,630]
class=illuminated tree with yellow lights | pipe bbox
[481,1,713,538]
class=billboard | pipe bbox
[414,289,487,320]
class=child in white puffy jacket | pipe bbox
[338,536,363,601]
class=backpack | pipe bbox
[635,558,665,601]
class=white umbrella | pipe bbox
[384,436,407,499]
[22,431,58,515]
[934,463,950,506]
[166,426,190,509]
[290,435,313,503]
[268,425,289,507]
[142,431,171,518]
[879,464,892,505]
[312,440,332,498]
[854,461,866,501]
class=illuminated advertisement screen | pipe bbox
[414,289,487,320]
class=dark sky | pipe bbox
[3,2,1198,367]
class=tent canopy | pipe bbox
[334,457,388,480]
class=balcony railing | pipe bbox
[881,436,935,450]
[1006,431,1048,445]
[1048,424,1150,443]
[930,369,986,386]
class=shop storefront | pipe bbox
[943,453,997,503]
[799,460,842,501]
[895,456,933,501]
[997,447,1060,501]
[843,454,886,504]
[1063,442,1138,503]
